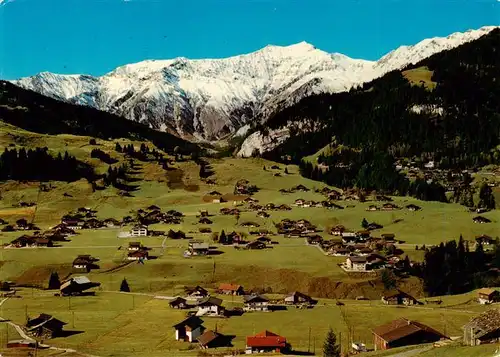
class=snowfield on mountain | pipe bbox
[13,26,497,143]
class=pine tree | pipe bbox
[381,269,396,290]
[284,167,289,174]
[361,218,369,229]
[479,183,496,209]
[219,230,227,244]
[48,271,60,290]
[120,278,130,292]
[323,328,341,357]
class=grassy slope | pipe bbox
[0,126,499,356]
[402,66,437,90]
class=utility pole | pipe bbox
[308,327,311,353]
[72,311,75,328]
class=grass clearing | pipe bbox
[403,66,437,90]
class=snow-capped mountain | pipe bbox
[12,26,497,142]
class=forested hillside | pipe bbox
[0,81,198,154]
[262,29,500,197]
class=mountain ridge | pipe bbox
[12,26,498,142]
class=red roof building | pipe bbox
[246,330,288,354]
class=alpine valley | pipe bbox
[13,26,497,145]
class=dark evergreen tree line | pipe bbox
[0,147,94,182]
[417,236,500,296]
[90,148,118,164]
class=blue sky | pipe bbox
[0,0,498,79]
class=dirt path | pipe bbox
[0,297,101,357]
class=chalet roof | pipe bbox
[128,250,148,257]
[246,330,286,348]
[372,318,446,343]
[287,291,312,301]
[197,296,223,307]
[197,330,220,346]
[244,294,269,303]
[190,242,209,250]
[169,297,187,306]
[129,242,141,247]
[464,309,500,336]
[348,256,367,263]
[477,288,498,297]
[26,314,67,332]
[132,224,148,230]
[185,286,209,295]
[382,289,416,300]
[173,315,204,329]
[218,283,242,291]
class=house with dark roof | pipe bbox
[284,291,314,306]
[464,309,500,346]
[218,283,244,295]
[346,256,368,271]
[406,204,421,211]
[196,296,224,316]
[169,297,189,309]
[173,316,205,343]
[381,290,420,306]
[127,250,149,261]
[473,216,492,224]
[197,330,223,349]
[244,294,269,312]
[476,235,496,246]
[26,314,67,339]
[246,330,288,354]
[60,276,101,296]
[372,318,447,350]
[477,288,500,305]
[185,286,209,299]
[72,255,98,273]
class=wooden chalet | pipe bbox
[346,256,368,271]
[10,235,36,248]
[198,217,213,225]
[34,237,53,247]
[406,204,421,211]
[60,276,101,296]
[246,330,288,354]
[127,250,149,261]
[128,242,142,251]
[330,225,346,236]
[26,314,67,339]
[477,288,500,305]
[197,330,222,349]
[473,216,492,224]
[218,283,244,295]
[196,296,224,316]
[188,240,209,256]
[169,297,189,309]
[244,294,269,312]
[372,318,447,351]
[476,235,496,246]
[185,286,209,299]
[464,309,500,346]
[245,240,266,250]
[382,203,400,211]
[130,224,148,236]
[72,255,98,273]
[381,290,420,306]
[284,291,314,305]
[173,316,205,343]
